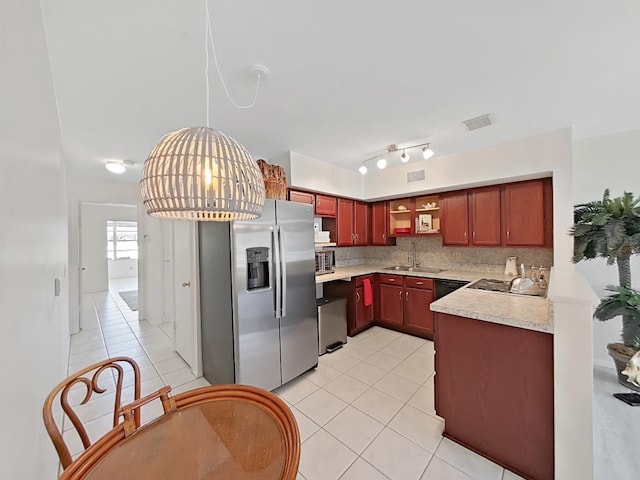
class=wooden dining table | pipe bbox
[59,385,300,480]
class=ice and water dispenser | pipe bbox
[246,247,269,290]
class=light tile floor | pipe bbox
[67,281,523,479]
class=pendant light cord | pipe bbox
[204,0,262,128]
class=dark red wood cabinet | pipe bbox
[441,191,469,245]
[315,194,337,217]
[323,275,375,336]
[502,180,545,246]
[378,275,435,338]
[469,186,501,246]
[288,190,314,204]
[337,198,368,246]
[441,178,552,248]
[434,313,554,480]
[369,202,396,246]
[378,276,404,327]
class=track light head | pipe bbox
[358,164,368,175]
[376,157,387,169]
[422,145,434,160]
[400,150,409,163]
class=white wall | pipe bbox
[275,151,365,199]
[80,203,136,292]
[0,1,69,478]
[67,176,166,330]
[573,129,640,367]
[109,259,138,279]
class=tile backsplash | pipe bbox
[334,236,553,273]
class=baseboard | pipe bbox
[593,359,615,371]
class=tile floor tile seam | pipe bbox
[337,457,391,480]
[426,452,486,480]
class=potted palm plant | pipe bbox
[571,189,640,391]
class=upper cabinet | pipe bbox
[469,186,502,246]
[288,190,314,204]
[441,178,552,247]
[388,195,440,237]
[369,202,396,246]
[315,194,337,217]
[288,189,337,217]
[502,180,545,246]
[337,198,368,246]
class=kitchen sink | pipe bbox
[383,265,445,274]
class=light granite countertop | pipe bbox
[316,264,553,333]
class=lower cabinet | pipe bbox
[323,275,375,336]
[378,274,435,338]
[434,313,554,480]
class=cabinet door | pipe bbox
[289,190,314,204]
[315,194,337,217]
[336,198,355,246]
[404,286,434,334]
[353,201,368,245]
[441,191,469,245]
[355,286,374,329]
[379,283,404,326]
[369,202,390,245]
[469,187,501,246]
[502,180,545,246]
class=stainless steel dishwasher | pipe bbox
[317,297,347,355]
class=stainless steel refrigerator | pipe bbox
[198,199,318,391]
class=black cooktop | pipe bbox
[467,278,511,293]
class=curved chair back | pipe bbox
[59,384,300,480]
[42,356,141,469]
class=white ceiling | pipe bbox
[41,0,640,183]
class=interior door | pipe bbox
[172,221,200,374]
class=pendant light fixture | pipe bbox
[140,0,266,221]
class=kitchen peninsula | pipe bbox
[319,264,554,479]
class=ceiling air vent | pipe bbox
[463,114,493,131]
[406,169,426,184]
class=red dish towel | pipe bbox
[363,278,373,306]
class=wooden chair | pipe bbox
[42,356,141,469]
[60,384,301,480]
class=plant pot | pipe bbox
[607,343,640,392]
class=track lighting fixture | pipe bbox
[422,144,434,160]
[359,141,434,173]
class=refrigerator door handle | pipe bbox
[272,225,282,319]
[278,226,287,318]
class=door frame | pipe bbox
[76,202,143,332]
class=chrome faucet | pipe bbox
[408,242,420,268]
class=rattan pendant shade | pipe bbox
[141,127,265,221]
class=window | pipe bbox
[107,221,138,260]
